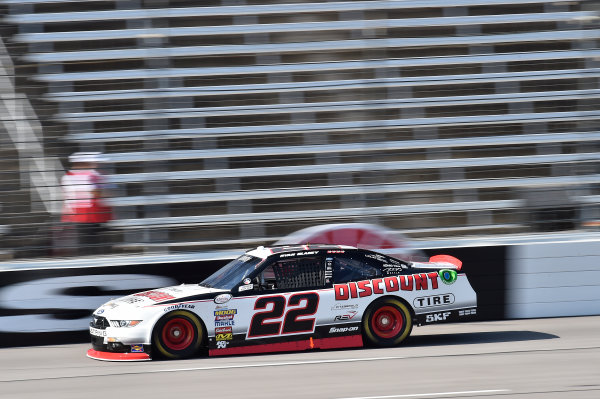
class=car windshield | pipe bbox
[200,254,263,290]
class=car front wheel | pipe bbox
[362,297,413,347]
[152,311,204,359]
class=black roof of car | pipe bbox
[251,244,357,255]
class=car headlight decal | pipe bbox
[109,320,142,328]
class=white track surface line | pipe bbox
[336,390,510,399]
[158,355,407,373]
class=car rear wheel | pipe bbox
[152,311,204,359]
[362,297,413,347]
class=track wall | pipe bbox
[506,240,600,318]
[1,240,599,347]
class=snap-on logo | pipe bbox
[329,326,359,334]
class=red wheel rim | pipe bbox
[371,305,404,339]
[161,317,195,351]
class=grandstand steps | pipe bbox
[0,0,598,255]
[0,189,36,215]
[0,100,21,193]
[0,123,52,258]
[0,199,53,258]
[0,149,20,193]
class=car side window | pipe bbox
[362,252,410,275]
[261,256,325,290]
[333,256,382,283]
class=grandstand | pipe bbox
[0,0,599,258]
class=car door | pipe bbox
[232,251,328,350]
[327,251,384,323]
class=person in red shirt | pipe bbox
[61,152,113,255]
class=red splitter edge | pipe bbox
[87,349,151,361]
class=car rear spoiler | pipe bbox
[410,254,462,271]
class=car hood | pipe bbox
[94,284,228,314]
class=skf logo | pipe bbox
[335,273,439,301]
[425,312,451,323]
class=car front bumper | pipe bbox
[89,336,151,361]
[89,317,152,361]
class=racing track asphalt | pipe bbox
[0,316,599,399]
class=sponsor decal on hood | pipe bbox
[111,285,227,308]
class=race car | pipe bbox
[87,244,477,361]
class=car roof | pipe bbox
[246,244,357,259]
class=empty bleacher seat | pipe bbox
[1,0,598,254]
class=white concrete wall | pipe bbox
[507,240,600,318]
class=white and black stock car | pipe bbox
[88,245,477,361]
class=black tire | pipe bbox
[152,311,204,359]
[362,297,413,347]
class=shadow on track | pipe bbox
[406,330,559,347]
[218,330,560,360]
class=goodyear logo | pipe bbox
[214,309,237,316]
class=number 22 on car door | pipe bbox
[247,292,320,338]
